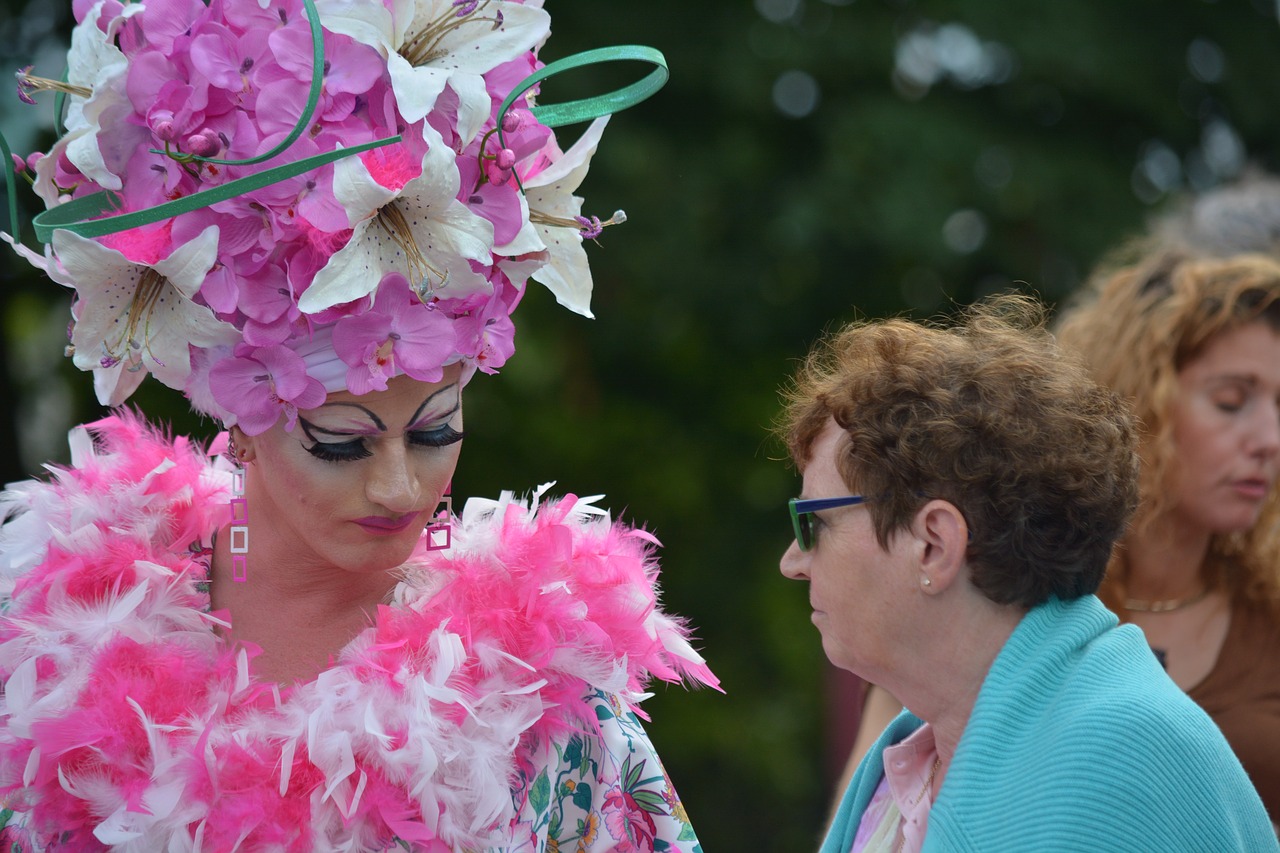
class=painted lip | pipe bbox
[353,512,419,534]
[1231,478,1272,500]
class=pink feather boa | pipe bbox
[0,414,717,852]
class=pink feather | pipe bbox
[0,417,717,851]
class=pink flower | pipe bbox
[268,22,384,124]
[456,156,523,247]
[332,273,457,394]
[489,107,552,183]
[12,0,618,414]
[189,21,270,95]
[602,787,658,852]
[97,220,175,266]
[208,343,325,434]
[138,0,211,54]
[220,0,299,34]
[73,0,122,26]
[243,132,350,236]
[452,288,516,375]
[150,80,208,142]
[234,261,301,346]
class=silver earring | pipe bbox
[227,433,248,582]
[426,482,453,551]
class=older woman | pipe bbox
[1056,251,1280,817]
[780,295,1276,852]
[840,182,1280,826]
[0,1,715,850]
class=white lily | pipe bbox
[1,232,138,404]
[317,0,549,146]
[300,131,494,313]
[523,116,612,319]
[30,1,143,203]
[46,226,238,405]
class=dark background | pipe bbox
[3,1,1279,849]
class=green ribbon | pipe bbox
[0,133,19,245]
[27,0,387,244]
[4,34,667,245]
[146,0,326,168]
[497,45,668,190]
[499,45,669,133]
[31,135,401,242]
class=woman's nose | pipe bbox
[779,539,810,581]
[366,446,423,513]
[1248,399,1280,460]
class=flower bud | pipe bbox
[150,110,176,141]
[501,109,527,134]
[186,130,220,158]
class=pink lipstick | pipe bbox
[1232,479,1270,501]
[354,512,419,535]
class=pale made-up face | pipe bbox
[245,367,464,576]
[778,419,915,678]
[1168,319,1280,538]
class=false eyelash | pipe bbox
[304,425,464,463]
[305,439,373,462]
[409,425,464,448]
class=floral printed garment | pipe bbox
[506,690,702,853]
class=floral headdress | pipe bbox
[3,0,665,434]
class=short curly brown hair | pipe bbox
[779,294,1140,609]
[1056,252,1280,611]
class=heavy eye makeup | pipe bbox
[297,406,463,464]
[407,421,464,449]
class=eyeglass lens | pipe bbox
[792,506,814,551]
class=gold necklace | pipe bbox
[1122,587,1211,613]
[896,756,943,853]
[911,757,942,805]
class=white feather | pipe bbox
[0,419,711,851]
[77,580,150,638]
[66,425,95,468]
[234,647,250,695]
[279,735,296,797]
[93,804,144,844]
[22,744,40,787]
[4,656,37,726]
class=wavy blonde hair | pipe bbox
[1056,250,1280,612]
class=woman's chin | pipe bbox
[332,532,424,575]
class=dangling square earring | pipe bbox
[228,434,249,582]
[426,482,452,551]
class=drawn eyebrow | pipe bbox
[300,383,461,438]
[311,402,387,432]
[406,384,460,428]
[297,416,373,441]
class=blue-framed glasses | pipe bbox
[789,495,870,551]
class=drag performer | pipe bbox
[0,1,716,849]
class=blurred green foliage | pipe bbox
[2,1,1279,849]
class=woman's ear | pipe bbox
[230,425,257,465]
[911,499,968,593]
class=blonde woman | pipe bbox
[1055,251,1280,816]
